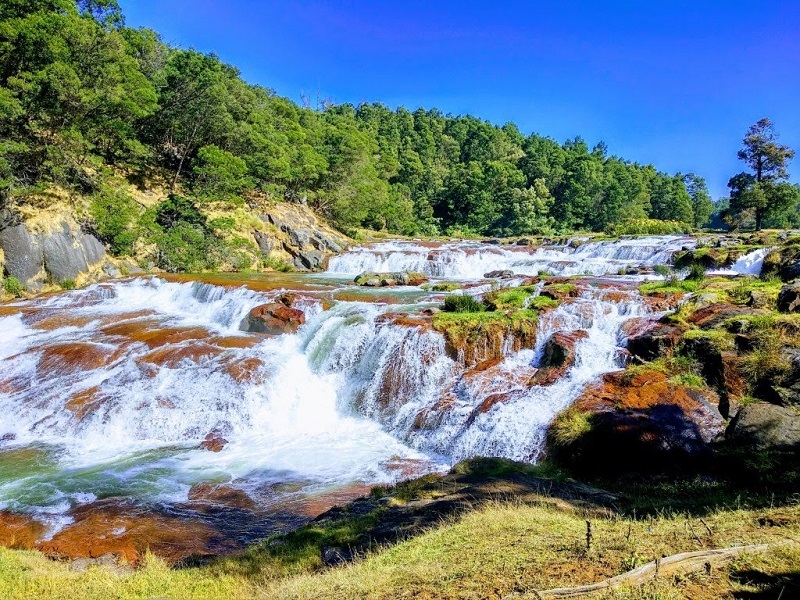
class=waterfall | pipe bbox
[327,236,695,279]
[0,235,691,528]
[708,247,774,276]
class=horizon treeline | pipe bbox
[1,0,718,239]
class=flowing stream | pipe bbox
[0,235,748,541]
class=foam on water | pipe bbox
[327,236,694,279]
[708,247,774,277]
[0,236,686,527]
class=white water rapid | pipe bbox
[0,236,688,533]
[327,236,694,279]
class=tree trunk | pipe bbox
[755,208,764,231]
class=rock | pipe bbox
[777,282,800,313]
[188,483,256,509]
[253,230,273,255]
[549,370,724,476]
[200,432,228,452]
[354,271,428,287]
[244,302,305,334]
[0,510,46,550]
[484,269,513,278]
[0,224,44,290]
[0,219,107,290]
[727,403,800,450]
[687,303,763,329]
[433,313,538,367]
[747,289,770,308]
[102,262,120,278]
[531,330,589,386]
[626,322,686,361]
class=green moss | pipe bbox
[638,278,699,296]
[430,282,461,292]
[682,328,736,352]
[542,283,576,295]
[525,295,558,310]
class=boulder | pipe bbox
[0,219,107,291]
[626,322,686,361]
[0,224,44,290]
[530,330,589,386]
[727,403,800,450]
[777,282,800,313]
[354,271,428,287]
[200,432,228,452]
[484,269,514,278]
[244,301,305,335]
[548,370,724,476]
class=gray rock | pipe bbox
[42,222,90,281]
[484,269,514,278]
[102,262,120,278]
[253,230,273,256]
[294,250,326,270]
[777,282,800,313]
[0,224,44,287]
[727,402,800,450]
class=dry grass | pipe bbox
[1,499,797,600]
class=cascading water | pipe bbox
[707,247,774,276]
[0,236,688,539]
[327,236,695,279]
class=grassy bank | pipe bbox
[1,460,798,599]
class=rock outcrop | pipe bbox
[0,215,107,292]
[258,203,349,271]
[777,282,800,313]
[548,370,725,476]
[530,330,588,386]
[727,403,800,450]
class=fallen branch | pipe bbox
[507,543,778,599]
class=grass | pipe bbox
[2,276,24,297]
[681,328,736,352]
[605,218,692,236]
[429,282,460,292]
[1,499,797,600]
[261,256,293,272]
[442,294,484,313]
[548,406,593,446]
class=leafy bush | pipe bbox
[653,264,672,277]
[192,145,251,201]
[431,282,461,292]
[686,262,706,281]
[155,195,206,230]
[89,188,140,255]
[442,294,485,313]
[605,219,691,236]
[60,279,76,290]
[262,256,293,272]
[2,276,24,297]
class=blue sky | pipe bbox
[119,0,800,199]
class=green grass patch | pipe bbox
[442,294,484,313]
[430,282,461,292]
[2,276,24,297]
[548,407,593,447]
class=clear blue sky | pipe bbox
[119,0,800,199]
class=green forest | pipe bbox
[1,0,797,263]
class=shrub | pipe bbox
[686,262,706,281]
[60,279,76,290]
[548,407,592,446]
[653,264,672,277]
[192,144,251,200]
[442,294,484,313]
[262,256,293,272]
[605,218,691,236]
[3,275,24,297]
[89,188,140,255]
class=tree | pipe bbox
[728,118,797,230]
[683,173,714,228]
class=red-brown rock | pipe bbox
[530,330,589,386]
[548,370,724,476]
[200,432,228,452]
[245,302,305,335]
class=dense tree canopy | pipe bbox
[0,0,730,240]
